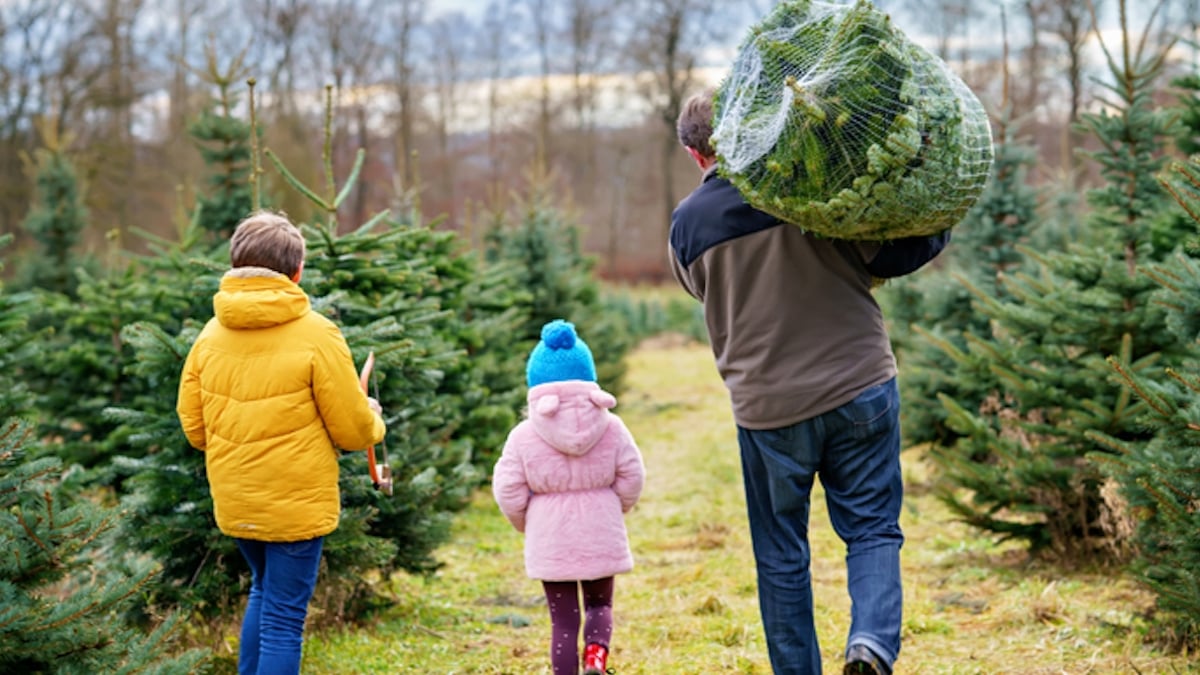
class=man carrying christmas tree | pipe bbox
[668,88,949,675]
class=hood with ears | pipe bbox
[527,380,616,456]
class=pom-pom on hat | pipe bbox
[526,319,597,387]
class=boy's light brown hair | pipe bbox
[677,88,717,158]
[229,210,306,277]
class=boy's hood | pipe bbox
[527,380,616,456]
[213,267,311,330]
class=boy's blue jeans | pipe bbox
[235,537,324,675]
[736,378,904,675]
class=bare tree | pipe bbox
[564,0,626,198]
[76,0,148,234]
[519,0,558,164]
[1045,0,1095,181]
[625,0,720,241]
[0,1,82,237]
[155,0,210,204]
[477,0,516,184]
[1051,0,1092,125]
[385,0,424,194]
[243,0,312,115]
[1018,0,1050,118]
[427,10,473,224]
[307,0,386,226]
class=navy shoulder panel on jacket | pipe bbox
[670,176,782,268]
[864,229,952,278]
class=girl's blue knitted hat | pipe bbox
[526,319,596,387]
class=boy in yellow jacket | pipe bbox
[176,210,386,675]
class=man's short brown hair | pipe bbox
[677,87,717,158]
[229,210,306,277]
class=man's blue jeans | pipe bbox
[235,537,324,675]
[737,378,904,675]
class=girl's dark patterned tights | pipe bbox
[542,577,614,675]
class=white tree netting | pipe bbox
[712,0,994,240]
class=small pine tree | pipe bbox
[482,184,633,396]
[0,418,205,673]
[0,237,36,421]
[16,131,91,296]
[188,42,256,241]
[1149,72,1200,253]
[929,5,1186,561]
[23,225,218,475]
[1089,157,1200,647]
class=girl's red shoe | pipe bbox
[583,642,609,675]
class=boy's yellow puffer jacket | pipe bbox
[176,268,386,542]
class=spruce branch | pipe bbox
[335,149,366,210]
[264,149,327,208]
[36,571,155,633]
[1107,355,1172,418]
[1164,368,1200,396]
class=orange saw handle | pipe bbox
[358,352,392,495]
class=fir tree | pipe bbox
[0,237,36,421]
[1089,157,1200,647]
[1150,72,1200,253]
[188,42,256,241]
[0,418,205,673]
[482,182,633,397]
[929,3,1186,561]
[16,126,90,297]
[23,223,217,474]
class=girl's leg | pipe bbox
[256,537,324,674]
[235,539,267,675]
[542,580,582,675]
[580,576,614,649]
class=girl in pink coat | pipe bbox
[493,319,646,675]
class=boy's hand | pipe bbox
[367,397,382,415]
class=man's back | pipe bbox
[668,172,897,430]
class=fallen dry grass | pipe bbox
[298,341,1197,674]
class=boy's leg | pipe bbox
[581,576,614,649]
[235,539,267,675]
[737,423,822,675]
[819,378,904,670]
[256,537,324,675]
[542,580,582,675]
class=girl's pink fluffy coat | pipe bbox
[492,380,645,582]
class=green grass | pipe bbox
[267,342,1192,673]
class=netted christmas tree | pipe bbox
[713,0,993,239]
[928,5,1186,561]
[883,55,1041,448]
[0,418,205,673]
